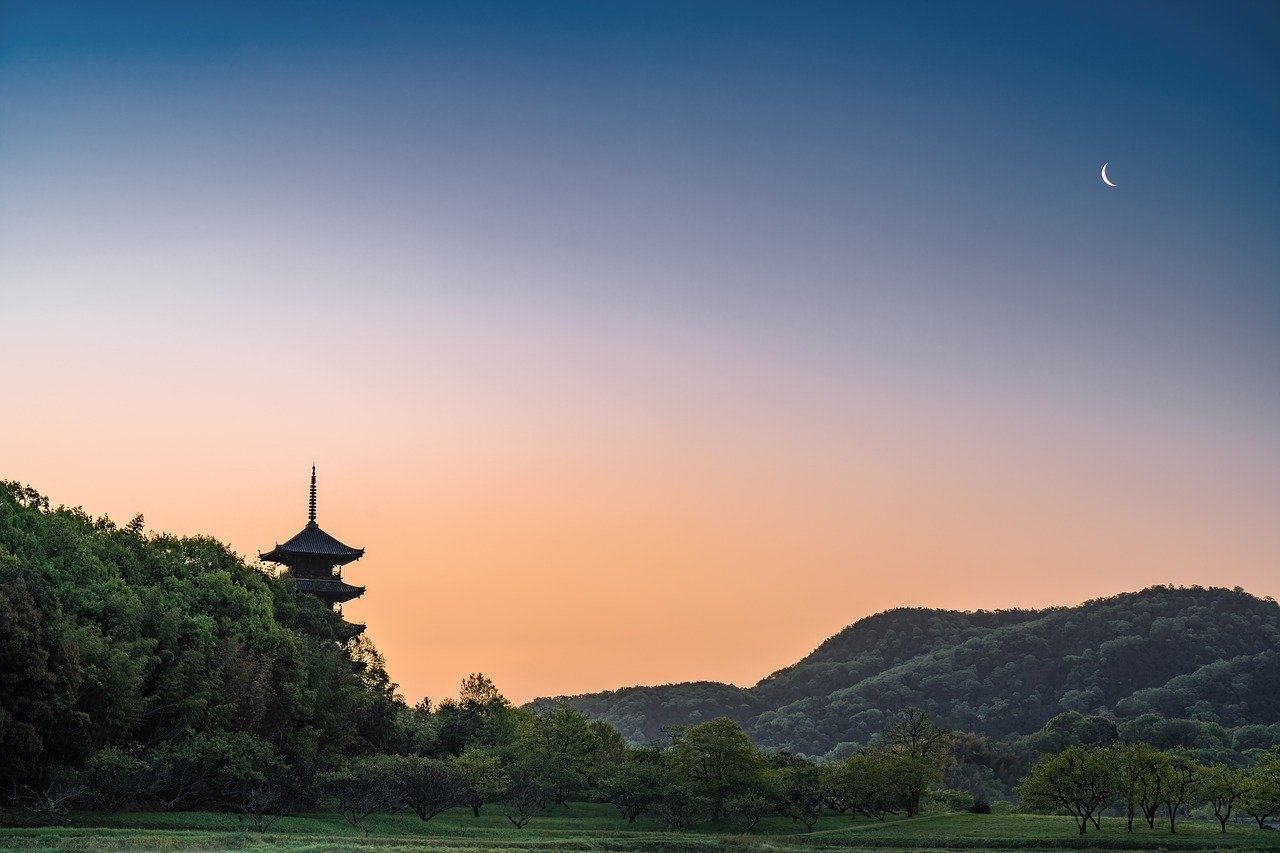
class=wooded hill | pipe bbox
[536,587,1280,758]
[0,480,403,792]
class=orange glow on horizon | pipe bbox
[10,312,1278,706]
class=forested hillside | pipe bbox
[0,480,402,792]
[540,587,1280,757]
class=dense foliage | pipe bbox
[543,587,1280,757]
[0,481,400,803]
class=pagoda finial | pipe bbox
[308,465,317,525]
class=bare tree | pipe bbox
[11,767,87,826]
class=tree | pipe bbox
[727,790,774,832]
[665,718,766,820]
[225,775,293,834]
[143,737,215,810]
[524,704,601,807]
[1018,746,1118,835]
[1162,747,1202,834]
[213,736,291,833]
[451,747,508,817]
[83,745,148,812]
[780,763,828,830]
[881,751,942,820]
[591,719,630,780]
[1136,747,1172,830]
[435,674,513,757]
[9,765,87,826]
[1201,763,1245,833]
[132,731,283,812]
[318,756,399,837]
[501,771,545,829]
[0,480,420,816]
[1112,742,1169,832]
[392,755,467,822]
[1023,711,1118,755]
[656,781,712,830]
[0,569,64,786]
[460,672,504,707]
[600,746,665,823]
[399,698,440,756]
[1240,748,1280,830]
[877,708,954,817]
[825,751,889,821]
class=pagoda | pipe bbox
[260,467,366,615]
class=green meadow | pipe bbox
[4,807,1279,852]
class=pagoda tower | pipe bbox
[260,467,366,614]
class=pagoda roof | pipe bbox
[259,466,365,566]
[292,575,366,604]
[260,522,364,565]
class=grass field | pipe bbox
[2,805,1279,852]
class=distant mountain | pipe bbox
[534,586,1280,757]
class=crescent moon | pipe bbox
[1101,162,1117,187]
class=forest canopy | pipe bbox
[0,480,401,792]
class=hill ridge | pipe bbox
[533,585,1280,756]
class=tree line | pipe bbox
[10,665,962,836]
[1019,741,1280,835]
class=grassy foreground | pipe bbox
[2,805,1279,852]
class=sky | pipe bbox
[2,1,1277,706]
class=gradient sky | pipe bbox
[3,1,1278,706]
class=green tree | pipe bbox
[83,745,148,812]
[877,708,954,817]
[1240,748,1280,830]
[524,704,602,807]
[590,719,629,784]
[665,717,767,820]
[0,569,62,784]
[1113,742,1169,831]
[656,780,712,830]
[1162,747,1203,834]
[451,746,508,817]
[780,763,828,830]
[501,770,545,829]
[600,746,666,823]
[1023,711,1118,755]
[825,751,890,820]
[727,790,774,832]
[1201,763,1245,833]
[1018,746,1118,835]
[137,731,282,811]
[435,673,514,756]
[0,480,413,807]
[399,698,440,756]
[221,747,293,834]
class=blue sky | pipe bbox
[2,1,1277,701]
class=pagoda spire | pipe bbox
[259,467,366,621]
[308,465,317,525]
